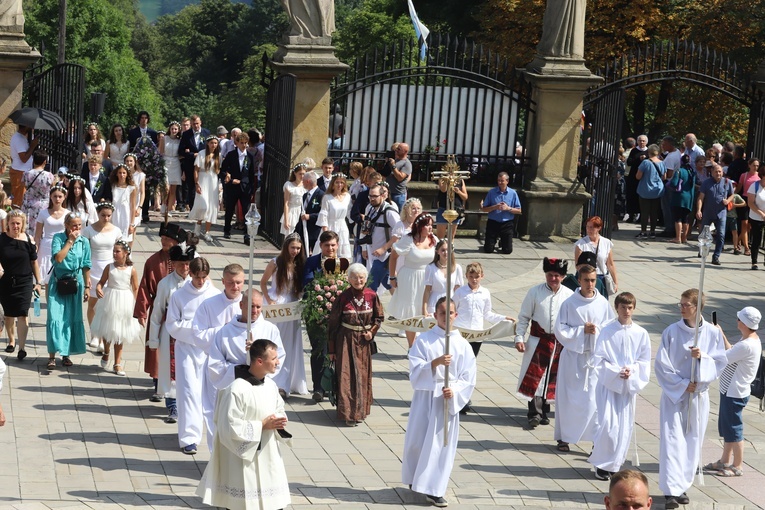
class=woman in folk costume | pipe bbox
[135,222,190,401]
[147,245,193,424]
[327,263,384,426]
[167,255,220,455]
[588,292,651,481]
[655,288,726,509]
[513,257,573,429]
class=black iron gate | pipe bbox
[23,63,85,173]
[580,89,625,238]
[260,70,296,247]
[747,98,765,160]
[330,33,534,186]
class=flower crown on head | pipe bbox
[124,153,137,162]
[115,163,129,172]
[96,201,114,210]
[285,232,302,242]
[86,122,99,129]
[51,184,68,195]
[168,121,181,128]
[205,135,218,143]
[69,175,86,184]
[115,239,131,254]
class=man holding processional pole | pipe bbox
[401,156,476,508]
[654,228,727,509]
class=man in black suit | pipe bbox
[316,157,334,192]
[220,132,257,244]
[301,230,339,401]
[177,115,210,210]
[82,154,112,203]
[128,111,159,149]
[295,171,324,252]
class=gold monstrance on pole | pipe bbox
[431,155,470,446]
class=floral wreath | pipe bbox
[115,239,131,254]
[96,201,115,211]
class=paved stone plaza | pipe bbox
[1,216,764,510]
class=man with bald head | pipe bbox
[386,142,412,211]
[605,470,652,509]
[683,133,705,165]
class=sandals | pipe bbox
[113,364,126,376]
[47,359,56,370]
[5,344,15,353]
[703,460,729,472]
[716,466,743,477]
[556,440,570,452]
[62,356,73,367]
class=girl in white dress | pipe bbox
[189,136,221,242]
[82,203,123,352]
[314,174,352,257]
[388,213,437,347]
[104,124,129,167]
[91,240,140,376]
[280,164,306,236]
[34,186,70,287]
[82,123,106,159]
[422,239,464,315]
[260,233,308,396]
[109,164,137,246]
[160,121,182,214]
[66,177,98,225]
[124,153,145,229]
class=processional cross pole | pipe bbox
[431,155,470,447]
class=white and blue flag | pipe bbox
[407,0,430,60]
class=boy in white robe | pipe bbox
[197,339,292,510]
[402,297,477,508]
[192,263,245,451]
[147,249,191,424]
[208,290,286,410]
[553,264,615,452]
[588,292,651,480]
[655,288,726,509]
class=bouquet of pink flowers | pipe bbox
[300,271,350,354]
[134,136,166,197]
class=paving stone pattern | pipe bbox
[0,216,764,509]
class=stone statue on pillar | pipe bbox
[0,0,23,35]
[527,0,590,76]
[281,0,336,44]
[536,0,585,59]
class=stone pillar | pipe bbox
[270,40,348,167]
[0,2,41,164]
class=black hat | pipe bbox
[169,245,195,262]
[543,257,568,275]
[159,222,187,243]
[576,251,597,268]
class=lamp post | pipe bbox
[245,203,262,338]
[431,155,470,446]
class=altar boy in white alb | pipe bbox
[207,289,285,412]
[655,288,726,509]
[193,264,245,450]
[588,292,651,481]
[402,297,476,508]
[553,264,615,452]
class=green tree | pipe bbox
[23,0,163,130]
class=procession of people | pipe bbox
[1,123,763,510]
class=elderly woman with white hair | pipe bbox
[327,263,384,426]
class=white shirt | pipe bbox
[574,236,613,276]
[663,148,682,173]
[747,181,765,220]
[452,285,506,330]
[10,132,33,171]
[89,172,100,193]
[720,335,762,398]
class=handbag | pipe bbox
[56,275,79,295]
[604,273,617,295]
[750,356,765,410]
[320,360,338,407]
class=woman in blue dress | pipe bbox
[46,212,92,370]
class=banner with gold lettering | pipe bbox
[386,316,516,342]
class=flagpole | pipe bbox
[432,156,469,447]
